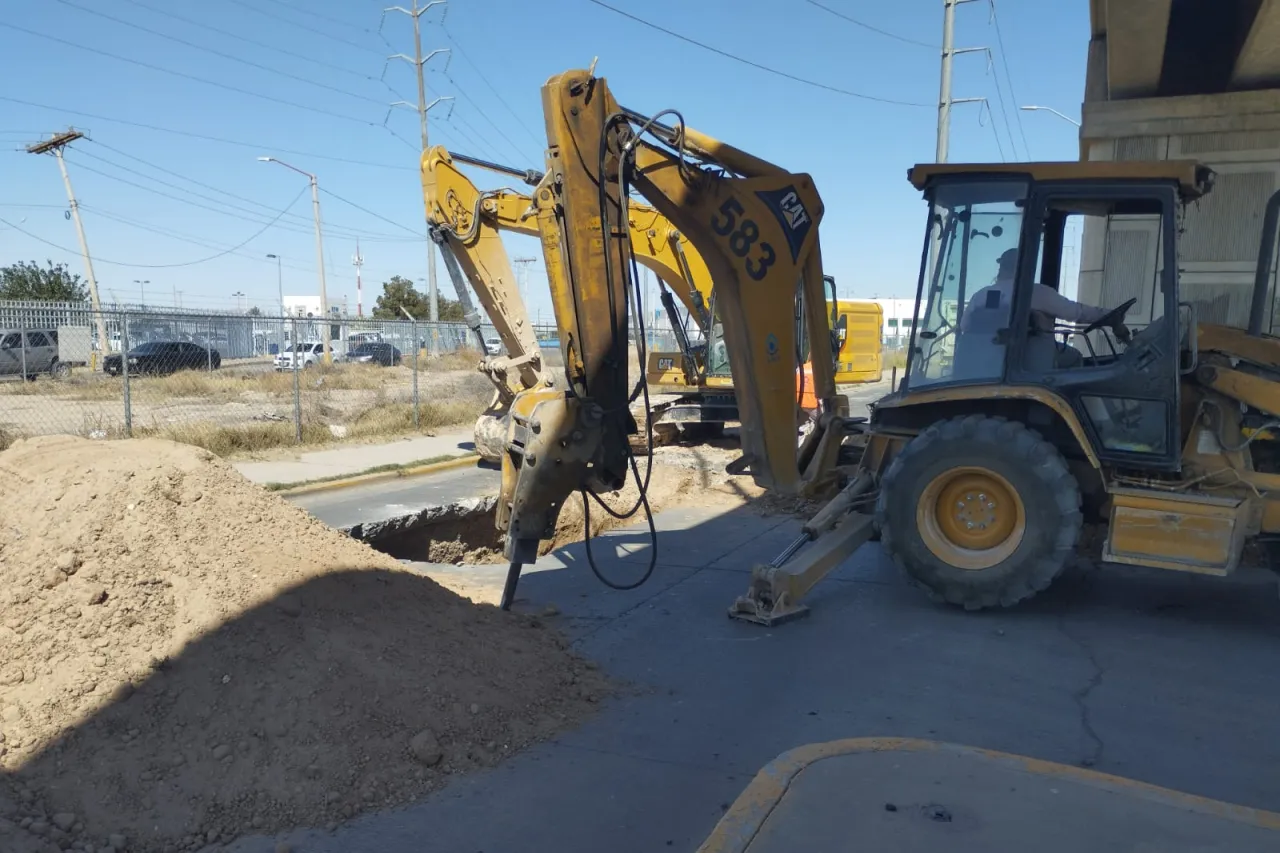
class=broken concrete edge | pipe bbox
[344,494,498,543]
[268,454,482,498]
[694,737,1280,853]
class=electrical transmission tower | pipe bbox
[381,0,452,353]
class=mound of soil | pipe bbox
[0,435,607,852]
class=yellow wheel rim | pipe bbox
[917,466,1025,570]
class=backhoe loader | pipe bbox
[731,160,1280,625]
[422,144,879,461]
[494,67,1280,627]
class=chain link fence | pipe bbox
[0,304,496,455]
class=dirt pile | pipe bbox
[0,435,608,852]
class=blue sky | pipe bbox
[0,0,1087,319]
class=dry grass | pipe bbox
[0,361,464,402]
[130,377,492,457]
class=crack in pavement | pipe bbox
[1057,613,1107,768]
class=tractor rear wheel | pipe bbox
[876,415,1081,610]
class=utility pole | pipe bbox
[26,129,110,359]
[267,253,285,355]
[353,239,365,318]
[259,156,330,363]
[936,0,987,163]
[512,256,537,304]
[382,0,450,354]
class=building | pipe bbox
[865,297,917,346]
[1079,0,1280,329]
[282,295,348,318]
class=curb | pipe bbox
[271,453,482,497]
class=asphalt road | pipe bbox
[233,501,1280,853]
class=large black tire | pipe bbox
[876,415,1081,610]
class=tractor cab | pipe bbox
[877,160,1216,474]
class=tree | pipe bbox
[372,275,466,321]
[246,306,263,317]
[0,260,88,302]
[372,275,429,319]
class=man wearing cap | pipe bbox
[961,247,1118,369]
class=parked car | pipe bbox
[0,329,71,380]
[274,342,325,370]
[103,341,221,376]
[346,342,402,367]
[483,336,503,356]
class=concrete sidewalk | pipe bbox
[233,429,477,486]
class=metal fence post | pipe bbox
[206,319,213,372]
[18,314,28,380]
[291,318,302,443]
[121,312,132,438]
[412,320,420,429]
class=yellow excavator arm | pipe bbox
[486,68,847,610]
[537,69,846,494]
[422,143,728,459]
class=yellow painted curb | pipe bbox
[273,453,481,497]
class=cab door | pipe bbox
[1006,182,1182,471]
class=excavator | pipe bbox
[421,144,880,462]
[480,67,1280,850]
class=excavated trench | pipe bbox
[336,446,771,569]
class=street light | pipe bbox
[133,279,149,308]
[266,253,285,355]
[1019,105,1081,127]
[258,156,331,363]
[231,290,245,313]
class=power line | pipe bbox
[441,73,537,163]
[223,0,385,57]
[320,188,424,237]
[0,187,305,269]
[583,0,929,107]
[0,22,380,128]
[79,205,315,274]
[118,0,376,82]
[978,101,1007,162]
[0,94,414,171]
[63,155,347,242]
[984,51,1023,161]
[259,0,374,32]
[804,0,937,49]
[56,0,386,107]
[87,140,418,241]
[437,114,507,165]
[66,150,411,244]
[988,0,1031,157]
[438,22,544,148]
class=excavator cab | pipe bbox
[882,161,1214,472]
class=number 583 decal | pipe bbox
[710,199,777,281]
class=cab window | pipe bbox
[906,180,1028,389]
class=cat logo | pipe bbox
[778,191,809,231]
[657,357,675,371]
[756,184,814,262]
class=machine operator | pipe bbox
[961,248,1118,369]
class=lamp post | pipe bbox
[258,156,330,363]
[1019,105,1081,127]
[231,291,245,313]
[266,253,285,355]
[132,279,149,308]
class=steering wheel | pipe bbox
[1081,297,1136,337]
